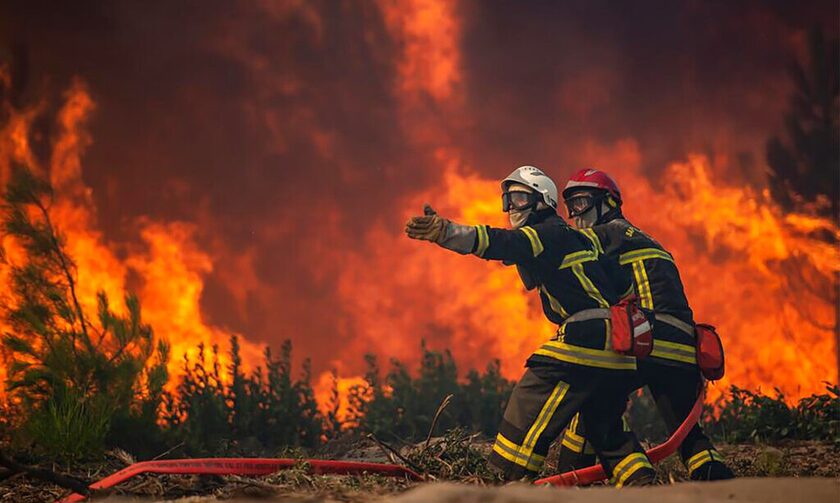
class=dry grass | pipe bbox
[1,439,837,502]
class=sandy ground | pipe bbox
[388,478,840,503]
[143,478,840,503]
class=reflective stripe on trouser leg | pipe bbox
[490,379,570,475]
[490,368,587,479]
[491,433,545,472]
[560,413,594,454]
[687,449,726,475]
[556,412,597,472]
[610,452,655,487]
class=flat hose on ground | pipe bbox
[60,458,423,502]
[60,389,705,501]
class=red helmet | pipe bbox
[562,168,622,203]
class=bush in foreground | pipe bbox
[704,383,840,444]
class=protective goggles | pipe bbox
[564,192,599,218]
[501,190,539,212]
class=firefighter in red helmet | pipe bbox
[557,168,735,481]
[404,166,656,486]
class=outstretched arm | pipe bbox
[404,204,477,254]
[405,205,542,264]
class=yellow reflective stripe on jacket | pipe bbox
[650,339,697,365]
[534,340,636,370]
[492,433,546,472]
[687,449,725,474]
[519,226,544,257]
[631,261,654,309]
[559,249,598,269]
[571,263,609,308]
[540,286,569,318]
[474,225,490,257]
[619,247,674,310]
[520,380,569,459]
[578,228,603,255]
[612,452,653,487]
[618,247,675,265]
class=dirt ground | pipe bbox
[384,478,840,503]
[2,441,838,502]
[98,478,840,503]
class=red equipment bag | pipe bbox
[609,299,653,358]
[695,323,725,380]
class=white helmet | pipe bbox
[501,166,559,209]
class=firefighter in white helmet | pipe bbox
[405,166,655,485]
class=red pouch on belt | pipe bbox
[609,299,653,358]
[695,323,725,380]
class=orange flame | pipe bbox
[0,73,263,390]
[315,1,838,412]
[2,2,838,424]
[322,153,837,408]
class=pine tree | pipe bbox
[0,166,168,459]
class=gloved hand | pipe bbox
[405,204,450,243]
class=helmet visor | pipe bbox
[502,190,538,212]
[564,193,596,217]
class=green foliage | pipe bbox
[0,166,168,460]
[348,341,514,442]
[161,336,323,455]
[25,389,111,460]
[704,383,840,444]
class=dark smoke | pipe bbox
[0,0,836,373]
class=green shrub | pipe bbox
[704,383,840,444]
[161,336,323,455]
[348,341,514,442]
[25,389,111,460]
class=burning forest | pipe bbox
[0,1,837,501]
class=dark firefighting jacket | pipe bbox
[470,210,636,371]
[578,218,697,367]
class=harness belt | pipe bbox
[654,313,694,336]
[563,308,611,325]
[539,307,637,370]
[565,310,694,336]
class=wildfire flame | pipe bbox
[326,149,838,409]
[0,0,837,424]
[0,70,263,389]
[315,1,839,413]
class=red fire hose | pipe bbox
[534,387,705,486]
[60,458,422,502]
[61,389,705,501]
